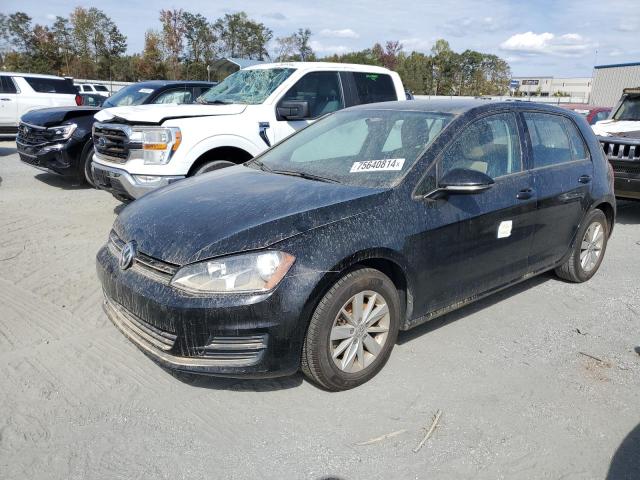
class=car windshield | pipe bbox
[103,84,156,107]
[249,109,453,188]
[199,68,296,105]
[613,95,640,121]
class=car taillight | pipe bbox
[75,94,83,106]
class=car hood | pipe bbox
[113,166,389,265]
[21,107,101,127]
[592,119,640,138]
[95,103,247,124]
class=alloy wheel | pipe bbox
[329,290,390,373]
[580,221,605,273]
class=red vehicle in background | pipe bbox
[560,104,611,125]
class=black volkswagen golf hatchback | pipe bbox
[97,100,615,391]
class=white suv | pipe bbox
[0,72,79,134]
[92,62,406,200]
[75,83,111,97]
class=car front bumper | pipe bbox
[96,241,317,378]
[17,139,80,177]
[91,162,184,200]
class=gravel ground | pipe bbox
[1,139,639,480]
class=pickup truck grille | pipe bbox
[17,122,49,146]
[93,123,130,163]
[600,139,640,162]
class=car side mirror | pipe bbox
[277,100,310,120]
[425,168,494,199]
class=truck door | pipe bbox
[270,71,344,145]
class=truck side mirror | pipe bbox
[277,100,310,120]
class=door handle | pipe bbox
[578,175,592,184]
[516,188,534,200]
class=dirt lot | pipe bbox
[1,139,639,479]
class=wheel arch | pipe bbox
[184,135,262,177]
[297,248,414,343]
[592,200,615,237]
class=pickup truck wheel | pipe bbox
[301,268,400,391]
[193,160,235,175]
[81,146,96,188]
[555,209,608,283]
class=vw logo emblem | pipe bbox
[119,242,136,270]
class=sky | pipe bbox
[3,0,640,77]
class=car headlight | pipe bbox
[170,251,295,294]
[47,123,77,141]
[129,127,182,165]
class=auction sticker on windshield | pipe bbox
[350,159,405,172]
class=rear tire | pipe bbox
[555,209,608,283]
[192,160,235,175]
[301,267,400,391]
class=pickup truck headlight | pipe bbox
[129,127,182,165]
[170,251,295,294]
[47,123,77,141]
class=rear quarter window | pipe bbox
[24,77,76,94]
[352,73,397,104]
[94,85,109,92]
[0,76,17,94]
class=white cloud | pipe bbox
[319,28,359,39]
[399,37,433,52]
[309,40,350,54]
[500,31,591,57]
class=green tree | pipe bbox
[136,30,166,80]
[182,11,217,79]
[275,28,314,61]
[159,8,186,79]
[214,12,272,60]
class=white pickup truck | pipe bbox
[91,62,406,200]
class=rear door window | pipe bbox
[94,85,109,92]
[24,77,76,94]
[352,73,397,104]
[280,71,344,118]
[524,113,588,168]
[0,76,17,94]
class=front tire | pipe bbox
[192,160,235,175]
[555,209,608,283]
[81,145,96,188]
[301,268,400,391]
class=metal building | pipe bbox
[590,62,640,107]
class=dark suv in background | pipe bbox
[16,80,215,186]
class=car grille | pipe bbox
[104,297,177,351]
[93,123,131,163]
[16,122,49,146]
[108,230,178,283]
[600,139,640,162]
[610,160,640,177]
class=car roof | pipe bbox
[245,62,394,74]
[135,80,214,86]
[347,99,587,116]
[0,71,67,80]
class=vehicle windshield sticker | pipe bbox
[138,88,153,93]
[350,159,405,173]
[498,220,513,238]
[366,74,379,81]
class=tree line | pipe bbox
[0,8,511,95]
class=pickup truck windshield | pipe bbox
[613,95,640,121]
[199,68,296,105]
[250,109,453,188]
[103,84,155,108]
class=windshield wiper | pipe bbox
[204,99,232,105]
[248,159,273,172]
[271,170,340,183]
